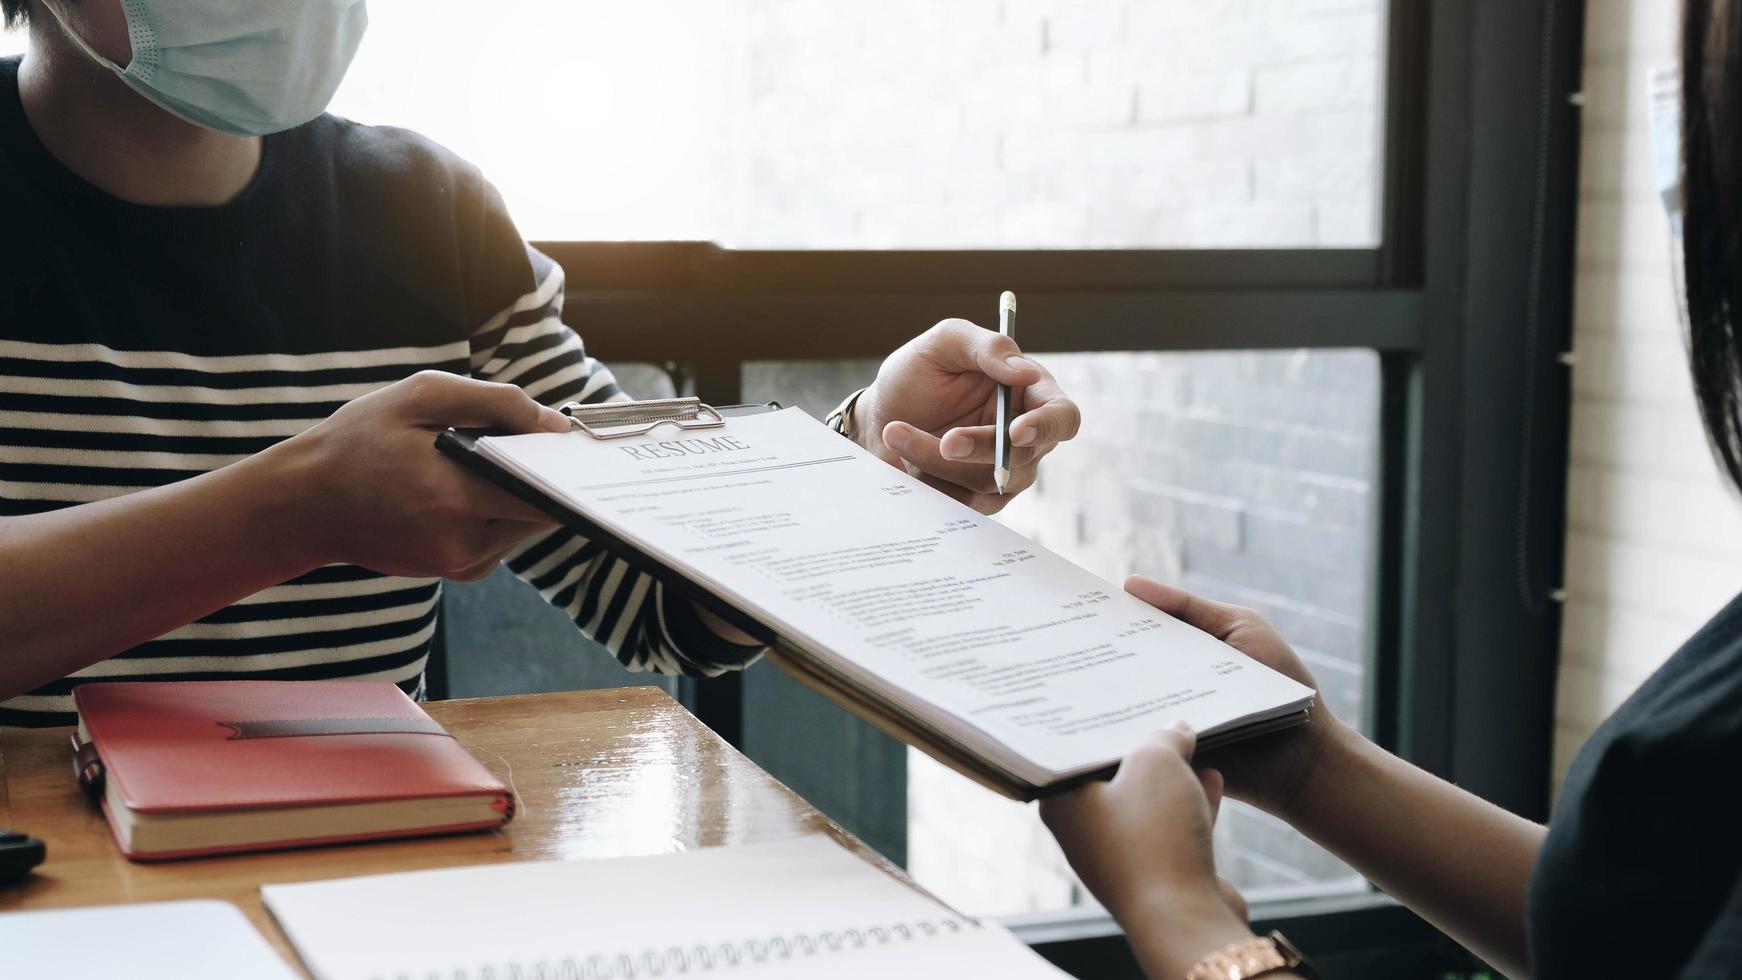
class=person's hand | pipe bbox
[1040,724,1254,972]
[266,371,568,580]
[1124,575,1355,821]
[855,319,1080,514]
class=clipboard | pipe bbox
[435,398,786,646]
[435,397,1310,801]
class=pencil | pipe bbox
[995,290,1017,495]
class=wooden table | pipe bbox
[0,687,904,975]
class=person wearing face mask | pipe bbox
[0,0,1082,723]
[1037,5,1742,977]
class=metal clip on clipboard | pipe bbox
[559,397,783,440]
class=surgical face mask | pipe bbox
[42,0,368,137]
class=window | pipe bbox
[919,349,1379,914]
[744,351,1378,918]
[329,0,1385,248]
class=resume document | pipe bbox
[469,408,1314,796]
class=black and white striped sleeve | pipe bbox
[468,249,765,676]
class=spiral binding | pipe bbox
[380,916,979,980]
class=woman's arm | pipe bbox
[1145,572,1547,976]
[1279,718,1544,978]
[1044,577,1545,979]
[0,372,569,701]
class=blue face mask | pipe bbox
[43,0,368,137]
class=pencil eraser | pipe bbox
[1000,291,1017,313]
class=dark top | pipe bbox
[0,55,755,726]
[1529,592,1742,977]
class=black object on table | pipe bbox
[0,829,45,883]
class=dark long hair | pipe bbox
[1684,0,1742,492]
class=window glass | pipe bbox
[746,349,1378,915]
[6,4,1386,246]
[914,348,1378,914]
[322,0,1386,247]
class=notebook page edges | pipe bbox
[262,835,1065,979]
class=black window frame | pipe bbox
[456,0,1583,970]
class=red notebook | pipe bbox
[72,681,514,861]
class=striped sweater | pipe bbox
[0,57,761,726]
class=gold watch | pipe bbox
[1185,931,1316,980]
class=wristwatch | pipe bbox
[1185,931,1317,980]
[825,386,869,442]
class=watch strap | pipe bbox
[824,386,869,441]
[1185,930,1316,980]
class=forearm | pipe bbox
[0,444,317,699]
[1282,721,1545,977]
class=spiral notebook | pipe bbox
[262,835,1067,979]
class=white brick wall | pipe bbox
[1556,0,1742,787]
[738,0,1384,248]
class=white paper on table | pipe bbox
[0,899,299,979]
[263,835,1068,979]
